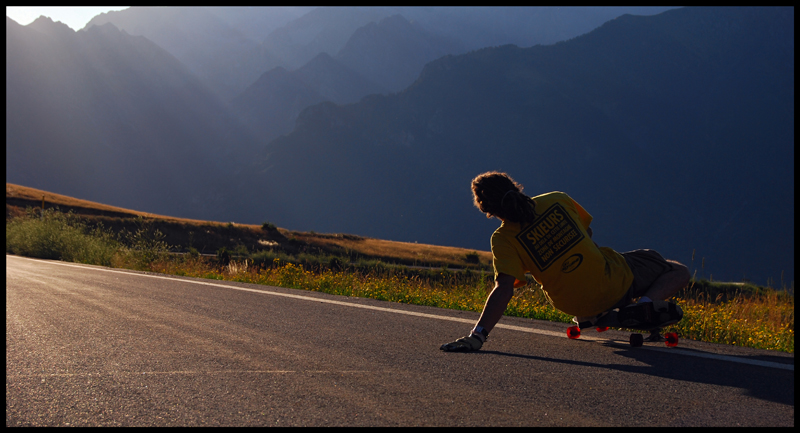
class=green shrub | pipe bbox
[120,217,171,266]
[6,208,119,266]
[216,247,231,265]
[233,244,250,258]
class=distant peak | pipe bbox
[28,15,75,36]
[85,21,122,34]
[30,15,55,25]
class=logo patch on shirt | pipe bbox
[516,203,585,271]
[561,254,583,273]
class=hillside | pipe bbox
[6,183,493,269]
[5,16,260,222]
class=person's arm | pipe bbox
[440,273,516,351]
[474,273,516,334]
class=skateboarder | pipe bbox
[440,171,690,352]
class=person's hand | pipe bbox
[440,334,483,352]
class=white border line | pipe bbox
[9,256,794,371]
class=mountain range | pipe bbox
[5,7,794,284]
[85,7,676,99]
[84,7,676,144]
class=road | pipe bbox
[6,255,794,426]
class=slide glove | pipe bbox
[440,334,483,352]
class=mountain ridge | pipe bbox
[334,14,462,92]
[82,7,676,100]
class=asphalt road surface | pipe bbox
[6,255,794,426]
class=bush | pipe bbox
[6,208,119,266]
[216,247,231,265]
[119,216,172,268]
[329,256,344,270]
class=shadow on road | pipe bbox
[475,347,794,406]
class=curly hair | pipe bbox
[471,171,537,224]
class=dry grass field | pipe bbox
[7,183,230,225]
[288,231,493,268]
[6,183,492,268]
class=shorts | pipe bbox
[610,249,676,309]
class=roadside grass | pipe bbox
[669,285,794,353]
[6,209,794,353]
[150,256,794,353]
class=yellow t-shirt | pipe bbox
[491,191,633,317]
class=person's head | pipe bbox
[471,171,536,224]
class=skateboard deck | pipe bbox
[566,301,683,347]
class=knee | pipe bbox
[670,261,691,287]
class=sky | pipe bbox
[6,7,129,31]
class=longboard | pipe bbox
[566,302,682,347]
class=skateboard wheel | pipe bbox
[630,333,644,347]
[567,326,581,339]
[665,332,679,347]
[596,326,609,332]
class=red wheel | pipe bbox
[630,333,644,347]
[596,326,609,332]
[664,332,679,347]
[567,326,581,339]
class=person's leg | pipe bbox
[578,251,689,329]
[621,250,689,302]
[618,250,689,338]
[642,260,690,302]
